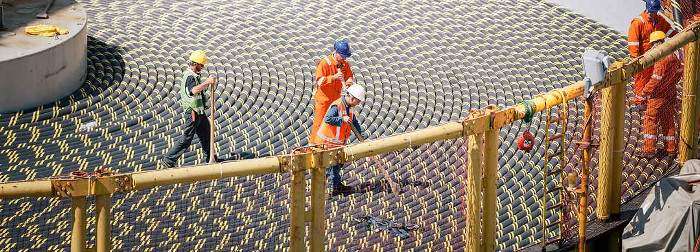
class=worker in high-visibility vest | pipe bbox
[639,31,683,158]
[310,39,354,145]
[161,50,217,168]
[317,84,366,195]
[628,0,678,106]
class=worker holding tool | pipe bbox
[161,50,218,168]
[628,0,677,106]
[310,38,354,145]
[317,84,366,195]
[639,31,683,158]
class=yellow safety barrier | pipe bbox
[0,20,698,252]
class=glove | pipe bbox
[333,71,344,81]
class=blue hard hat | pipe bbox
[644,0,661,13]
[334,38,351,58]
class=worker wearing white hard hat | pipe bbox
[316,84,366,195]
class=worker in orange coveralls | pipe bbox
[638,31,683,158]
[628,0,678,106]
[310,39,354,145]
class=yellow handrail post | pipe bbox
[95,194,111,252]
[289,152,309,252]
[71,196,87,252]
[611,80,625,215]
[464,111,484,252]
[596,80,625,221]
[310,148,328,252]
[680,36,700,163]
[482,106,499,251]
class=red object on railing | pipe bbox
[517,131,535,152]
[70,171,89,179]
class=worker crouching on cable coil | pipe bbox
[161,50,218,168]
[638,31,683,158]
[317,84,367,195]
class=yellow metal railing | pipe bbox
[1,21,699,252]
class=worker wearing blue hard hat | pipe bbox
[310,38,355,145]
[645,0,662,13]
[334,38,352,59]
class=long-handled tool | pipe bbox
[36,0,55,19]
[349,124,400,194]
[339,62,399,194]
[209,80,216,164]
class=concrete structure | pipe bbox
[0,0,86,112]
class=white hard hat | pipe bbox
[347,84,366,102]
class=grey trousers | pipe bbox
[163,112,211,165]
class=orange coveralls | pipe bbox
[310,54,353,144]
[628,11,677,100]
[641,51,683,154]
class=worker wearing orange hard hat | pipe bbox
[628,0,678,106]
[638,31,683,158]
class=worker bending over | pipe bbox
[317,84,366,195]
[161,50,217,168]
[639,31,683,158]
[310,39,354,145]
[628,0,677,106]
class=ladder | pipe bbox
[540,90,570,250]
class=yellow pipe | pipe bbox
[71,196,87,252]
[95,194,111,252]
[611,81,625,214]
[481,123,499,251]
[680,38,700,163]
[289,154,308,251]
[310,151,326,252]
[344,122,464,161]
[131,156,280,190]
[0,180,54,198]
[465,132,483,252]
[596,80,625,220]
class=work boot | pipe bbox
[332,183,353,196]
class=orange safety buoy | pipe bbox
[517,131,535,152]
